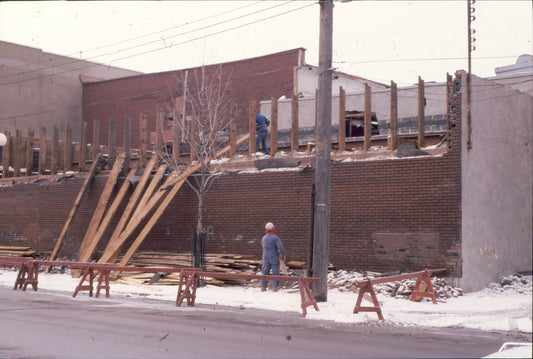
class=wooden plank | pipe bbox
[136,164,168,210]
[64,124,73,171]
[108,118,116,169]
[25,128,34,176]
[248,100,256,156]
[76,153,125,267]
[98,156,159,264]
[418,76,425,148]
[93,120,101,158]
[45,153,102,272]
[86,166,137,262]
[156,111,165,155]
[39,127,47,175]
[291,93,299,154]
[139,113,148,167]
[270,96,278,156]
[51,125,59,175]
[389,80,398,150]
[108,133,250,271]
[124,116,131,173]
[364,83,371,151]
[14,129,21,177]
[172,113,181,161]
[338,86,346,153]
[79,122,87,172]
[115,176,187,271]
[229,104,237,157]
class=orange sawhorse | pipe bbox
[353,269,441,320]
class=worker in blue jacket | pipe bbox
[255,113,270,155]
[261,222,285,292]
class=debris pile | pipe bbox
[327,270,464,302]
[487,273,532,295]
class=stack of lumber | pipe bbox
[0,246,37,257]
[116,251,264,287]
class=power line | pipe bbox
[0,1,295,82]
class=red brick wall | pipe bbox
[1,73,463,276]
[83,49,301,148]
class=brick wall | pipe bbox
[1,75,463,276]
[83,49,301,148]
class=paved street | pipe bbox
[0,286,527,359]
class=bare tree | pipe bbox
[157,65,233,237]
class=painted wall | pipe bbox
[459,71,533,291]
[0,41,141,140]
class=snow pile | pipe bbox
[0,268,531,334]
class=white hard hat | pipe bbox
[265,222,275,230]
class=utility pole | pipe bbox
[312,0,333,302]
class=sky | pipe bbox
[0,1,531,86]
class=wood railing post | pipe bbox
[364,83,372,151]
[108,118,116,169]
[156,111,165,155]
[338,86,346,153]
[79,122,87,172]
[51,125,59,175]
[64,124,72,171]
[25,128,34,176]
[124,116,131,172]
[172,113,181,161]
[14,129,22,177]
[270,96,278,156]
[39,127,47,174]
[389,81,398,150]
[418,76,425,148]
[229,103,237,157]
[291,93,299,154]
[248,100,256,156]
[139,113,148,167]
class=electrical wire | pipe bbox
[0,1,296,82]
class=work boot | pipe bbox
[273,286,279,292]
[261,286,266,292]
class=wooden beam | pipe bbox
[338,86,346,153]
[79,122,87,172]
[156,111,165,155]
[139,114,148,167]
[93,120,101,157]
[115,176,187,271]
[364,83,371,151]
[229,103,237,157]
[45,153,102,272]
[108,118,116,169]
[76,152,126,268]
[14,129,22,177]
[98,156,159,264]
[172,113,181,161]
[85,166,137,265]
[291,93,299,154]
[389,80,398,150]
[248,100,256,156]
[124,116,131,173]
[51,125,59,175]
[418,76,425,148]
[64,124,73,171]
[39,127,47,175]
[25,129,34,176]
[270,96,278,156]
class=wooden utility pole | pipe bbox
[312,0,333,302]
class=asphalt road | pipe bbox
[0,286,529,359]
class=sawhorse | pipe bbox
[353,269,442,320]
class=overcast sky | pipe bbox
[0,1,531,86]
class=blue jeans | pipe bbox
[255,127,269,155]
[261,255,280,287]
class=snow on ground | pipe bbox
[0,269,531,335]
